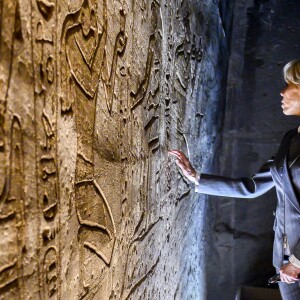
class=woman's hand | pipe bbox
[168,150,198,184]
[280,262,300,284]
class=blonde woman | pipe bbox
[169,60,300,300]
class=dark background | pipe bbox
[205,1,300,299]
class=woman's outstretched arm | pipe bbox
[169,150,275,199]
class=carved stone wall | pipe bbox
[0,0,231,299]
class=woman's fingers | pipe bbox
[173,151,189,165]
[169,149,197,183]
[175,158,187,172]
[168,149,182,155]
[170,151,188,168]
[285,277,295,284]
[280,263,300,283]
[280,271,297,283]
[280,273,289,283]
[168,151,183,160]
[176,159,183,168]
[169,150,187,160]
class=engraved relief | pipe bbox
[37,0,55,20]
[32,0,60,298]
[130,0,162,220]
[131,2,162,151]
[121,217,162,300]
[0,1,27,298]
[173,3,203,98]
[43,247,58,298]
[0,0,23,197]
[61,0,127,113]
[36,20,53,44]
[46,56,54,83]
[60,0,126,293]
[76,180,115,265]
[174,34,203,96]
[0,0,215,298]
[0,116,25,298]
[120,2,163,298]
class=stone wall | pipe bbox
[0,0,231,299]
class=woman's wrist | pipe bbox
[194,172,201,185]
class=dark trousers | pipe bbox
[279,281,300,300]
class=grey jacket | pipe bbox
[195,129,300,268]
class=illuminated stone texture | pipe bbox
[0,0,230,299]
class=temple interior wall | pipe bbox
[0,0,231,299]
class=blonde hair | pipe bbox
[283,60,300,85]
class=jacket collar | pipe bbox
[283,154,300,213]
[275,128,298,171]
[276,128,300,212]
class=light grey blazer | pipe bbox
[196,129,300,268]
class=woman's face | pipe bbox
[281,83,300,116]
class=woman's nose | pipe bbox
[281,86,287,96]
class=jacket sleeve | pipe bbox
[290,234,300,267]
[195,156,275,198]
[289,254,300,268]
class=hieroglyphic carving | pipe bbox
[0,1,27,297]
[60,0,126,294]
[61,0,127,114]
[120,1,163,297]
[37,0,55,20]
[0,0,23,200]
[120,217,162,300]
[0,0,224,298]
[132,1,162,151]
[0,116,25,298]
[130,0,162,217]
[76,180,115,266]
[173,1,203,101]
[43,247,58,298]
[174,33,203,97]
[165,4,203,194]
[32,0,60,298]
